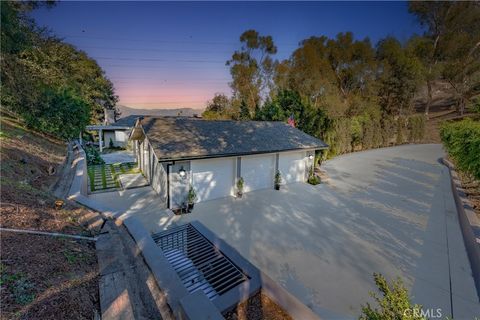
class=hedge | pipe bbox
[440,119,480,179]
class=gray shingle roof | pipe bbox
[140,117,328,161]
[114,115,141,127]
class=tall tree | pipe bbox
[376,37,423,117]
[227,30,277,114]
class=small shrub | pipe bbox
[1,267,36,306]
[360,273,425,320]
[109,138,114,148]
[85,146,105,166]
[187,185,197,204]
[307,167,321,185]
[13,278,35,305]
[236,177,244,195]
[274,171,282,187]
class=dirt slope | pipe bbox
[0,113,101,320]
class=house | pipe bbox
[130,116,328,209]
[83,114,140,152]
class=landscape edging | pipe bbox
[442,157,480,301]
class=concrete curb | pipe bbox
[260,271,320,320]
[122,216,190,318]
[442,158,480,301]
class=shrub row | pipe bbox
[440,119,480,179]
[323,114,426,158]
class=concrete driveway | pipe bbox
[100,150,135,164]
[132,144,479,319]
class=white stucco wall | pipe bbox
[102,130,128,148]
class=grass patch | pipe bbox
[87,162,140,192]
[63,249,87,265]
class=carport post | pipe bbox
[99,128,103,153]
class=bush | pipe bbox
[85,146,104,166]
[360,273,425,320]
[407,114,426,142]
[307,167,321,185]
[24,86,90,140]
[441,119,480,179]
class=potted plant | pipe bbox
[307,166,321,185]
[187,185,196,212]
[274,171,282,190]
[236,177,244,198]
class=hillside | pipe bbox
[117,105,204,118]
[414,81,477,143]
[0,113,100,319]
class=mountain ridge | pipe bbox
[117,105,204,118]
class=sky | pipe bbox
[32,1,424,110]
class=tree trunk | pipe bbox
[459,97,465,116]
[425,80,433,119]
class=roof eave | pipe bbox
[156,145,328,163]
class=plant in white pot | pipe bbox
[187,185,197,212]
[236,177,244,198]
[274,171,282,190]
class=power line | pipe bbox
[62,34,299,47]
[62,34,238,46]
[93,56,225,63]
[119,101,208,104]
[102,64,225,69]
[79,45,234,54]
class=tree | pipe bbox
[238,100,251,120]
[0,1,119,137]
[227,30,277,114]
[326,32,376,101]
[274,33,377,118]
[204,93,230,113]
[25,86,90,140]
[409,1,480,116]
[376,37,423,116]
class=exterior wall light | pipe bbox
[308,154,314,160]
[179,167,186,178]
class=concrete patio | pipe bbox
[100,150,135,164]
[90,144,480,319]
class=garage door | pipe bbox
[279,151,306,184]
[191,158,235,202]
[242,154,275,192]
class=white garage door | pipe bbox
[279,151,306,184]
[242,154,275,192]
[191,157,235,202]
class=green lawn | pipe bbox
[87,162,140,192]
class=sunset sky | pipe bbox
[32,1,423,110]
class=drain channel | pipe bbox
[152,224,248,300]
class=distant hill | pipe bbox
[117,105,204,119]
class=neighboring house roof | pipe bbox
[85,115,140,131]
[114,115,142,127]
[138,116,328,161]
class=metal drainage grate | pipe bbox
[152,224,248,300]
